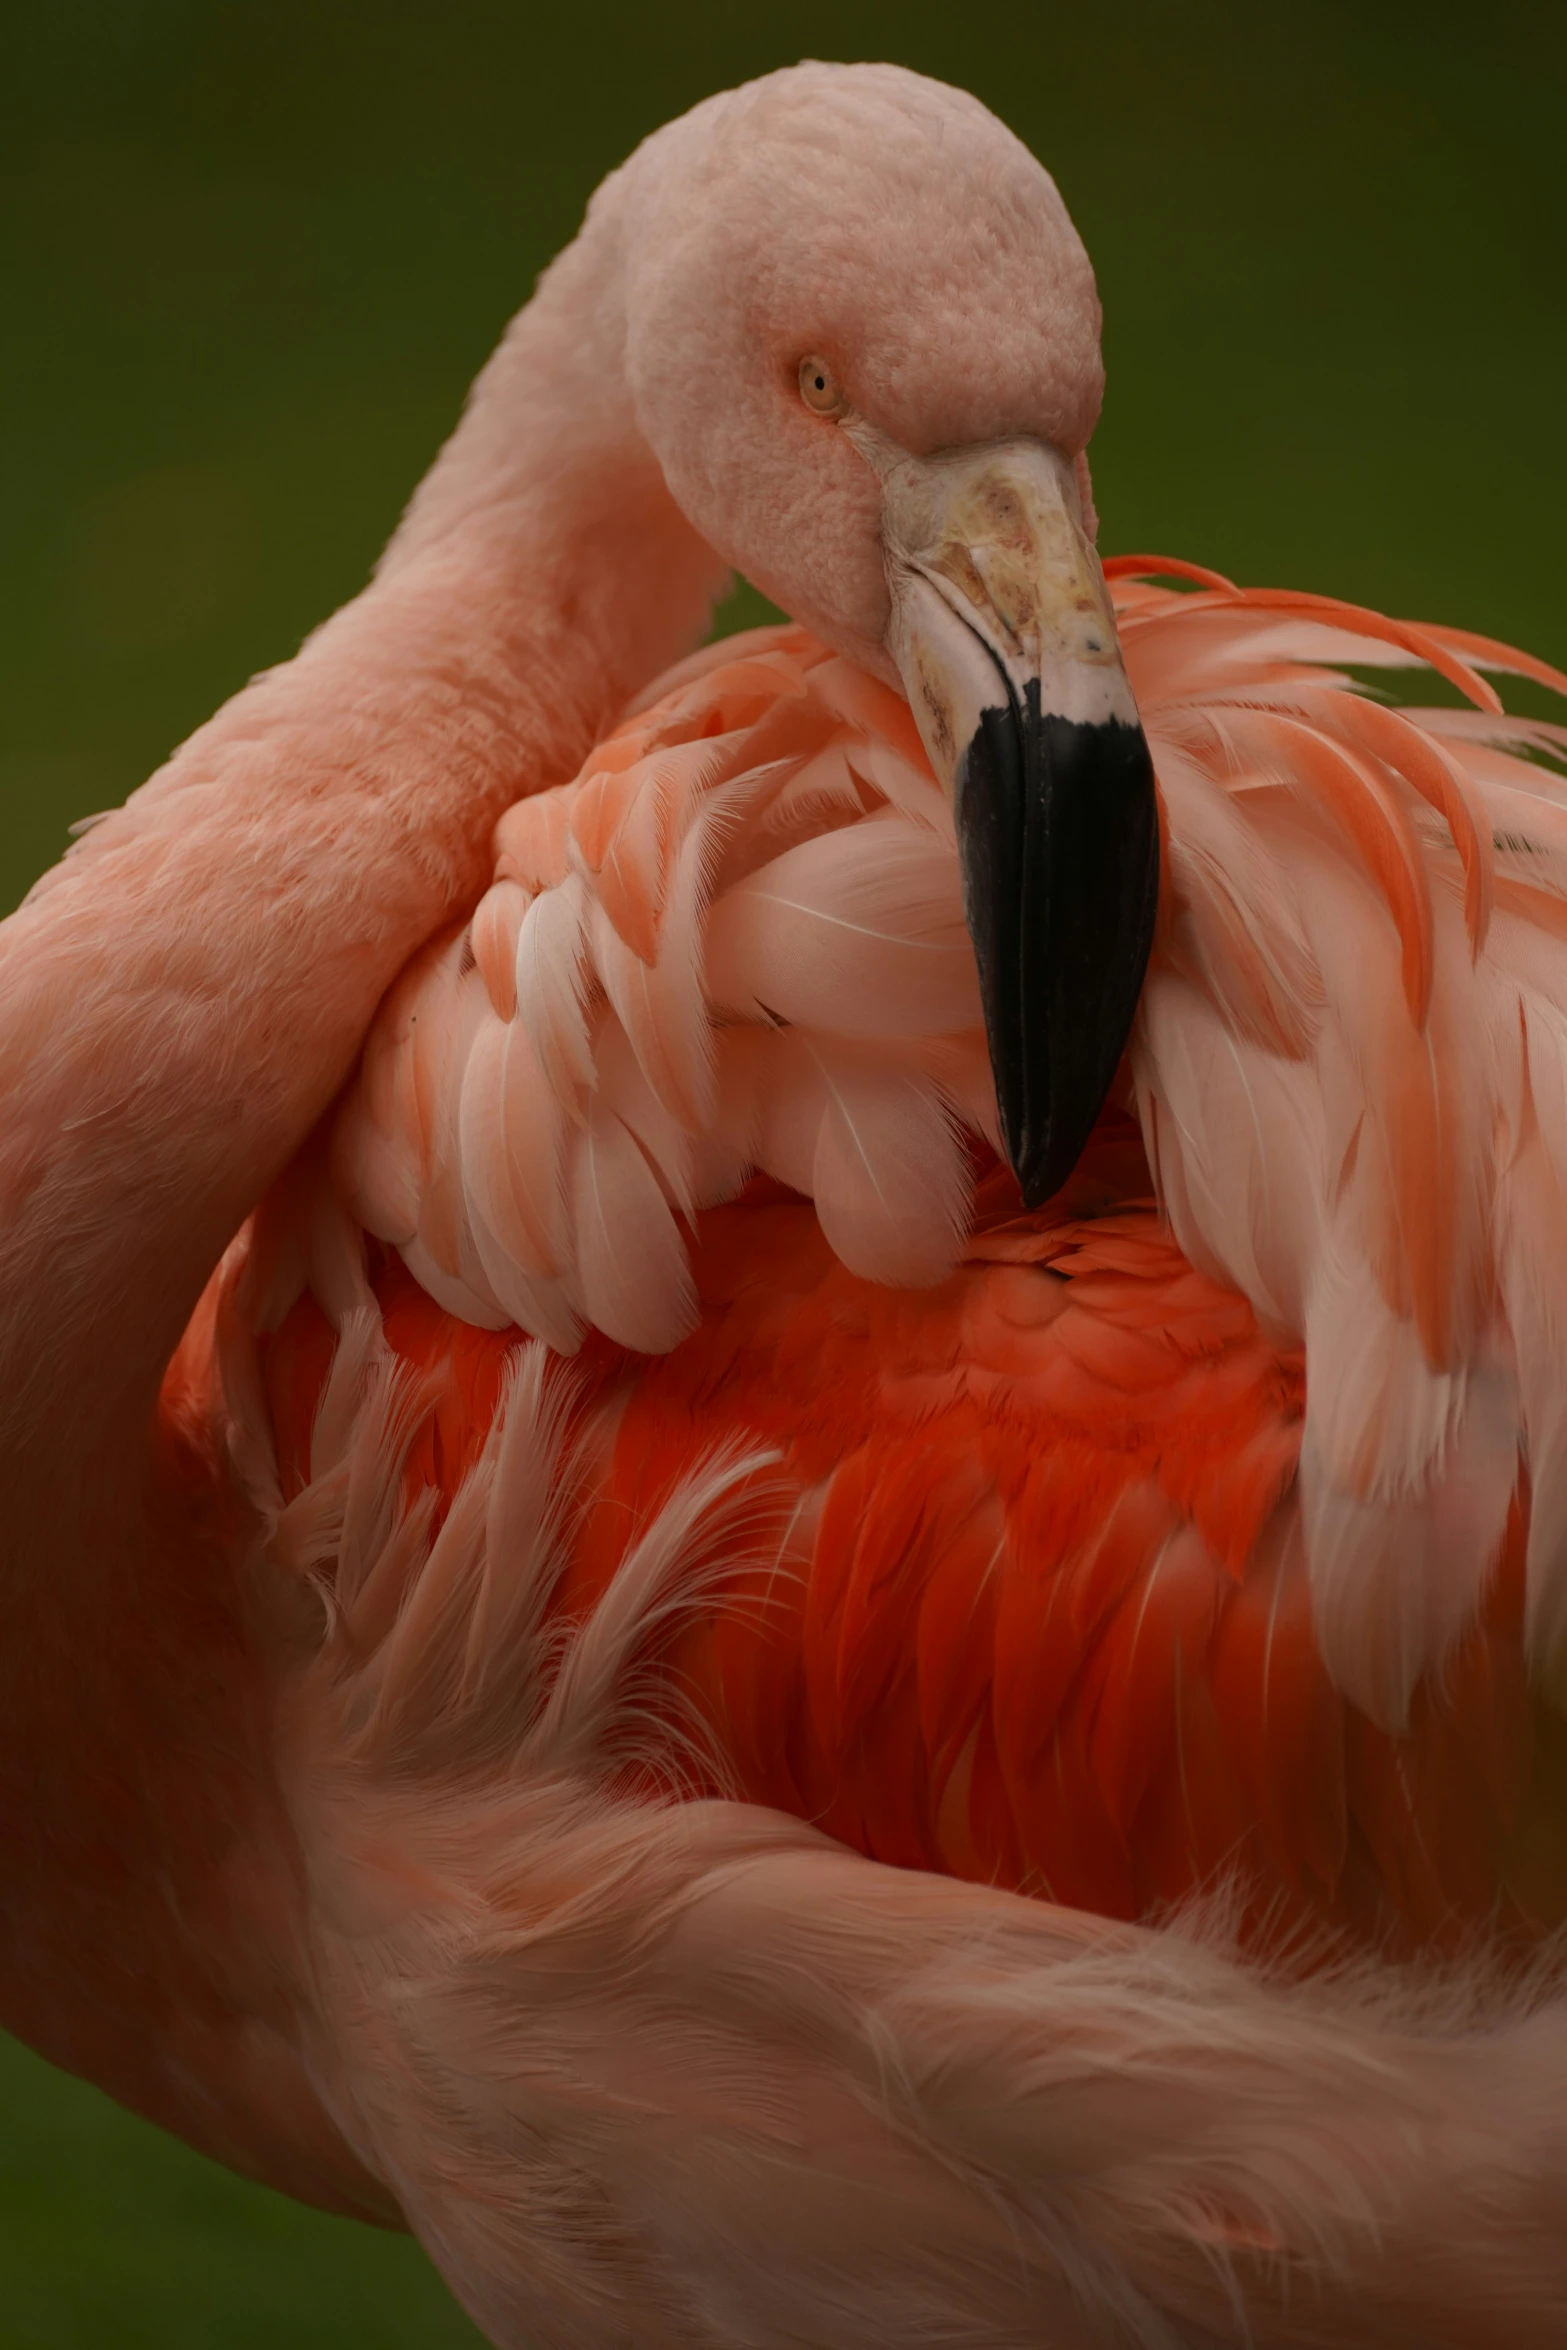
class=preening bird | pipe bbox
[9,57,1567,2349]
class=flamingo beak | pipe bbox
[878,437,1159,1208]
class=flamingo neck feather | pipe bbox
[0,183,724,2187]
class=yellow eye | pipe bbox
[798,356,843,415]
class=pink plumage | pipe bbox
[4,56,1567,2350]
[334,578,1567,1744]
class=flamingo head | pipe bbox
[615,61,1159,1208]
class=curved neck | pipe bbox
[0,213,726,1476]
[376,220,729,745]
[0,209,724,2191]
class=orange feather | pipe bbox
[259,1139,1556,1960]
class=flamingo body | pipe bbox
[258,1166,1564,1959]
[318,582,1567,1748]
[242,589,1567,1964]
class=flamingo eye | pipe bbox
[798,357,843,416]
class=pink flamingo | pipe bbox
[7,59,1567,2347]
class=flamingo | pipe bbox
[8,54,1567,2347]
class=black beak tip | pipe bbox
[958,694,1160,1216]
[1004,1082,1132,1213]
[1013,1131,1079,1214]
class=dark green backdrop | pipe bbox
[1,0,1562,2339]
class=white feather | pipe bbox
[515,871,596,1110]
[568,1094,698,1354]
[770,1029,967,1287]
[705,824,979,1037]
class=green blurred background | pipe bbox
[0,0,1562,2338]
